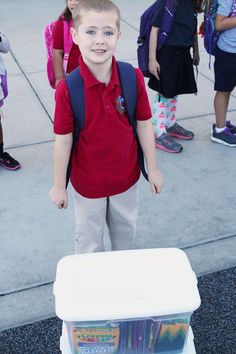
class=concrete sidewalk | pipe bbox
[0,0,236,331]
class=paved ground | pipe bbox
[0,0,235,351]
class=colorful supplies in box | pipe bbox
[54,248,201,353]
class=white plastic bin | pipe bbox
[54,248,201,354]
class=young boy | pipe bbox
[49,0,163,254]
[211,0,236,147]
[0,32,20,170]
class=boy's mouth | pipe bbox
[92,49,107,53]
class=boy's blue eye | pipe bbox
[86,30,96,35]
[104,31,114,36]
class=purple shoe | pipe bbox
[211,125,236,147]
[226,120,236,134]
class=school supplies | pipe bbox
[54,248,201,353]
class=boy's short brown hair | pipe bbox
[72,0,121,30]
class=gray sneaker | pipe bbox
[155,133,183,153]
[166,123,194,140]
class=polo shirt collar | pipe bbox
[79,56,120,89]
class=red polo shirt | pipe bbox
[54,57,152,198]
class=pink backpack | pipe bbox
[44,19,73,89]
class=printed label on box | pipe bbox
[72,323,120,353]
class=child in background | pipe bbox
[148,0,203,153]
[49,0,163,254]
[0,32,20,170]
[53,0,81,87]
[211,0,236,147]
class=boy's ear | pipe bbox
[70,27,79,45]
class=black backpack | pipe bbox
[65,61,149,187]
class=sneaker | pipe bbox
[166,122,194,140]
[211,125,236,147]
[0,152,21,170]
[226,120,236,134]
[155,133,183,153]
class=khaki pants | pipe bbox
[73,183,138,254]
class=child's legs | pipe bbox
[106,182,138,251]
[165,96,177,128]
[214,47,236,127]
[152,95,168,137]
[73,190,107,254]
[214,91,231,128]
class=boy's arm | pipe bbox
[136,119,163,194]
[53,49,65,87]
[149,26,160,80]
[215,14,236,31]
[0,33,10,53]
[49,133,73,209]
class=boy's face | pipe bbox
[71,9,120,67]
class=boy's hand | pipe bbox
[149,59,160,80]
[148,169,163,194]
[49,186,68,209]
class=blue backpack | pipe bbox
[65,61,149,186]
[204,0,236,58]
[137,0,177,77]
[203,0,220,56]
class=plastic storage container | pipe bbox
[54,248,201,354]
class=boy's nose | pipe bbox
[95,35,105,45]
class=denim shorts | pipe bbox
[214,46,236,92]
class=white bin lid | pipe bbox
[54,248,201,321]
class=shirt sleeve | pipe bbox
[135,68,152,121]
[151,0,166,28]
[53,19,64,50]
[217,0,233,16]
[54,79,74,134]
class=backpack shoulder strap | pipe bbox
[65,67,85,134]
[63,19,73,62]
[65,67,85,186]
[117,61,137,125]
[117,61,148,181]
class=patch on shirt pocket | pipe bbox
[116,95,127,114]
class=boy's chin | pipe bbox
[85,55,113,65]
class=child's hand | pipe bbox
[148,169,163,194]
[193,50,200,66]
[149,59,160,80]
[49,186,68,209]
